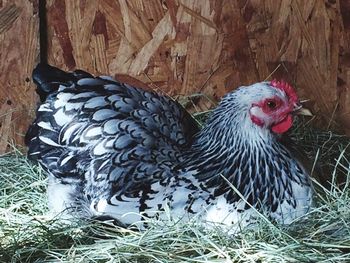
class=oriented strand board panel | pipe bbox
[46,0,258,107]
[45,0,349,133]
[0,0,39,153]
[339,0,350,135]
[243,0,340,127]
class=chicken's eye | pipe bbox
[266,100,277,110]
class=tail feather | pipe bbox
[32,63,92,102]
[26,63,92,147]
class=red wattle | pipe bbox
[271,114,293,134]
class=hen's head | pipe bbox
[223,80,307,134]
[249,80,302,134]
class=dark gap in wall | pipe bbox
[38,0,48,64]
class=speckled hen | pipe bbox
[26,63,312,231]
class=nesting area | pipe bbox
[1,1,350,262]
[1,120,350,262]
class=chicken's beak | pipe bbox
[293,103,313,116]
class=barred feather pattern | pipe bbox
[26,65,312,231]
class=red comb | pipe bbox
[270,79,298,103]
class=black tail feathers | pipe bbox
[26,64,93,146]
[33,63,71,102]
[32,63,93,102]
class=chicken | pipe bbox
[26,63,312,231]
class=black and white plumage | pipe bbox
[26,63,312,231]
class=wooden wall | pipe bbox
[45,0,350,132]
[0,0,349,153]
[0,0,39,153]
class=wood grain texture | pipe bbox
[45,0,349,133]
[0,0,39,153]
[339,0,350,135]
[1,0,349,154]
